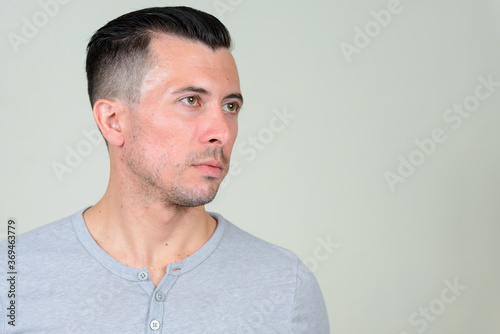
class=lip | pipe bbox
[193,160,224,169]
[192,160,224,177]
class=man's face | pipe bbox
[121,35,242,207]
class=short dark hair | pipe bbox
[85,6,232,108]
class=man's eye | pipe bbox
[182,96,199,106]
[223,102,239,113]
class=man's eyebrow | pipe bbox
[172,86,244,105]
[224,93,244,105]
[172,86,210,95]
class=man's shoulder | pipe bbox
[207,212,330,334]
[21,213,74,239]
[0,210,81,260]
[211,212,302,269]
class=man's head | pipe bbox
[86,6,232,107]
[86,7,242,208]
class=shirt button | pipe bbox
[155,292,165,302]
[150,320,161,331]
[138,271,149,281]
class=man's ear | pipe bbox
[92,99,127,147]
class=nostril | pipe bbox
[209,138,222,144]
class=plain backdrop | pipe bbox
[2,0,500,333]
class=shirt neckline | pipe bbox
[71,206,227,281]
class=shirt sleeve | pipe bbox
[289,259,330,333]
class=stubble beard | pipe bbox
[126,146,229,208]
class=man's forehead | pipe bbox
[139,34,240,100]
[148,34,235,69]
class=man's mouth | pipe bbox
[192,160,224,178]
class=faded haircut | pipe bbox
[85,6,232,108]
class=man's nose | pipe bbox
[199,106,234,146]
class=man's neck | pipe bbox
[82,190,217,286]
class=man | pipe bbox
[0,6,329,333]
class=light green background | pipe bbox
[1,0,499,332]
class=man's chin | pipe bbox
[167,182,221,208]
[171,195,217,208]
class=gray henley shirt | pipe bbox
[0,208,329,333]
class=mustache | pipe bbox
[186,148,229,169]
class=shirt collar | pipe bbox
[72,206,227,281]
